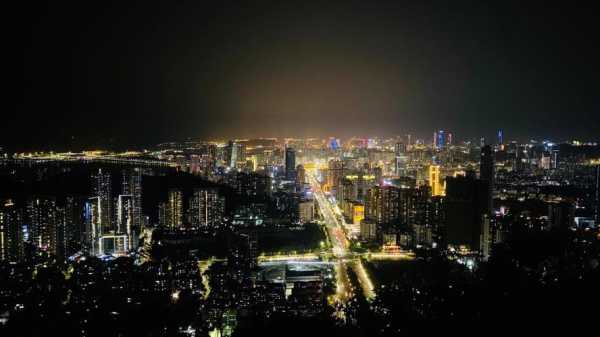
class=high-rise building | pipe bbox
[229,172,272,197]
[90,169,131,256]
[365,185,399,226]
[298,200,315,224]
[428,165,445,196]
[296,164,305,187]
[285,146,296,179]
[326,160,344,200]
[226,141,246,168]
[497,129,504,145]
[62,196,86,257]
[480,145,494,213]
[188,188,225,228]
[394,143,408,177]
[434,130,446,149]
[158,202,167,227]
[228,231,258,272]
[365,185,415,235]
[92,169,113,233]
[594,165,600,225]
[226,140,236,168]
[548,201,575,229]
[122,169,142,231]
[444,175,489,252]
[360,219,377,241]
[166,189,183,229]
[0,200,24,262]
[27,197,58,255]
[116,194,135,250]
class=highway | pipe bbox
[307,172,376,301]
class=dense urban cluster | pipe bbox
[1,133,599,336]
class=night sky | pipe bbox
[5,1,599,150]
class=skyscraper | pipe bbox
[327,159,344,199]
[62,196,86,257]
[394,143,408,177]
[285,146,296,179]
[27,197,58,255]
[226,141,246,168]
[189,188,225,228]
[444,175,489,253]
[296,164,306,187]
[166,189,183,229]
[595,165,600,225]
[428,165,445,196]
[92,169,113,233]
[480,145,494,213]
[435,130,446,149]
[122,169,142,231]
[116,194,134,250]
[0,200,24,262]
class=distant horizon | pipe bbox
[2,133,599,153]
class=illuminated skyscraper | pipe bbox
[428,165,445,196]
[594,165,600,225]
[226,141,246,168]
[189,188,225,228]
[365,185,395,226]
[92,169,113,232]
[27,197,58,255]
[116,194,134,250]
[327,160,344,199]
[434,130,446,149]
[166,189,183,229]
[364,185,415,231]
[122,169,142,230]
[0,200,24,262]
[394,142,408,177]
[497,129,504,145]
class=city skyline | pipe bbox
[3,2,600,335]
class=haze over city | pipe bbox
[5,1,599,151]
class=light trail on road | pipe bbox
[306,170,377,306]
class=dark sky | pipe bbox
[5,1,599,150]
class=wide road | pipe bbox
[307,172,375,301]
